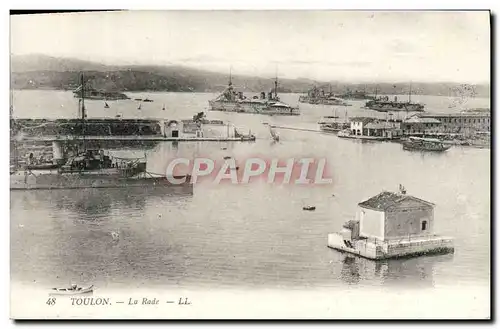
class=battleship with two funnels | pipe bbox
[208,72,300,116]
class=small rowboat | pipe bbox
[303,206,316,211]
[50,284,94,296]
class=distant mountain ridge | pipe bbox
[10,54,490,97]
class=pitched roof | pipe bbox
[350,117,376,124]
[358,191,434,211]
[365,122,397,129]
[420,112,490,118]
[404,117,441,124]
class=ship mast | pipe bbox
[229,66,232,87]
[408,82,412,103]
[274,67,278,99]
[80,73,87,152]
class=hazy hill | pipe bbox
[10,54,490,97]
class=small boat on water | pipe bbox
[337,129,352,138]
[134,98,143,101]
[402,137,451,152]
[137,104,142,110]
[104,102,109,109]
[319,109,350,133]
[50,284,94,296]
[143,98,154,103]
[303,206,316,211]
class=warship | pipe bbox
[208,71,299,116]
[299,86,351,106]
[365,83,425,112]
[73,85,129,100]
[336,89,376,101]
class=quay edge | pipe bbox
[327,233,454,260]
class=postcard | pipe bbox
[9,10,491,319]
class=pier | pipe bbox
[15,135,257,143]
[270,125,321,133]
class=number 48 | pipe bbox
[46,297,56,306]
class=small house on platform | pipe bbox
[357,186,434,241]
[327,185,454,260]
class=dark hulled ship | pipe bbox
[365,83,425,112]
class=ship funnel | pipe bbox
[268,92,273,100]
[261,92,266,99]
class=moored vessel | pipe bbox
[319,109,350,133]
[73,86,128,100]
[208,70,299,116]
[336,89,376,101]
[299,86,352,106]
[402,137,451,152]
[10,149,193,191]
[365,83,425,112]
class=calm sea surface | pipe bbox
[10,90,490,292]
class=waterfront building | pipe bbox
[327,186,454,260]
[401,116,442,135]
[418,112,490,134]
[350,117,376,136]
[349,117,401,139]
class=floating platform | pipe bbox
[327,233,454,260]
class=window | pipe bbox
[421,220,428,231]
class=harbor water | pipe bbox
[11,91,490,294]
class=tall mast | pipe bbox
[408,82,412,103]
[9,90,13,121]
[375,85,379,99]
[228,66,232,87]
[274,67,278,99]
[80,73,87,152]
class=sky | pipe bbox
[10,11,490,83]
